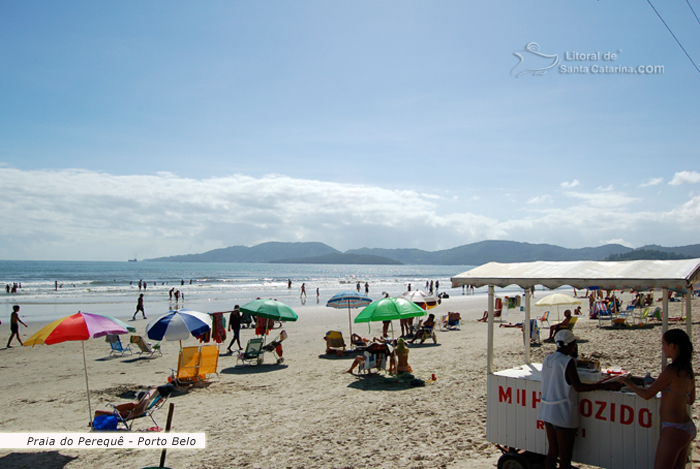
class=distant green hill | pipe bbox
[271,253,401,265]
[145,240,699,265]
[347,241,633,265]
[146,242,339,263]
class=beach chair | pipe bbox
[359,343,392,374]
[439,315,449,331]
[130,335,162,358]
[538,311,550,328]
[523,319,541,346]
[170,346,202,387]
[446,312,461,330]
[561,317,578,331]
[106,334,132,357]
[197,345,220,381]
[324,330,346,355]
[595,301,613,328]
[109,383,174,431]
[414,323,437,344]
[237,337,265,366]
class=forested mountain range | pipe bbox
[146,241,700,265]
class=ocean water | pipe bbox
[0,261,479,322]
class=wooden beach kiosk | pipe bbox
[451,259,700,469]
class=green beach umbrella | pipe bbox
[354,297,426,323]
[240,299,299,322]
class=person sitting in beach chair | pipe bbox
[446,312,461,330]
[346,341,395,375]
[545,310,572,342]
[94,383,174,431]
[408,314,437,344]
[351,333,370,348]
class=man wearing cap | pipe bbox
[538,329,620,469]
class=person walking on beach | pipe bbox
[364,282,369,294]
[226,305,242,352]
[132,294,146,320]
[7,305,27,348]
[169,288,174,300]
[300,283,306,298]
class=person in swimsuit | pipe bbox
[621,329,696,469]
[7,305,27,347]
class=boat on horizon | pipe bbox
[128,258,138,262]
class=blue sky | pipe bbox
[1,1,699,261]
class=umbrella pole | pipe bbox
[82,341,93,425]
[348,304,353,347]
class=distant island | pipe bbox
[144,241,700,266]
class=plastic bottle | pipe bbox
[644,372,654,387]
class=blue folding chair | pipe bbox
[106,334,132,356]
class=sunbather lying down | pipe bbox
[94,384,174,419]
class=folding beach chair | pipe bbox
[538,311,550,328]
[359,343,393,374]
[106,334,132,357]
[523,319,541,346]
[237,337,265,366]
[561,317,578,331]
[324,330,346,355]
[170,346,202,387]
[130,335,162,358]
[446,312,461,330]
[198,345,220,381]
[109,383,174,431]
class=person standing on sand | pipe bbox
[169,288,174,300]
[132,294,146,320]
[226,305,242,352]
[621,329,696,469]
[7,305,27,347]
[538,330,619,469]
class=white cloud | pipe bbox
[670,171,700,185]
[640,178,663,187]
[527,195,552,204]
[597,185,615,192]
[560,180,579,189]
[0,167,698,261]
[602,238,635,248]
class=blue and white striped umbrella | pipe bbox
[146,309,212,341]
[326,292,372,343]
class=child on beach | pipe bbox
[7,305,27,347]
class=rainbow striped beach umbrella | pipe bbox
[25,311,130,424]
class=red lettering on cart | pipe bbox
[610,403,616,422]
[532,391,541,408]
[580,398,592,417]
[639,408,653,428]
[595,401,607,421]
[620,405,634,425]
[536,420,544,430]
[499,386,512,404]
[520,389,527,406]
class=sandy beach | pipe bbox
[1,290,698,469]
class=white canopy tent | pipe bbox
[451,258,700,371]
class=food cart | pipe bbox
[451,259,700,469]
